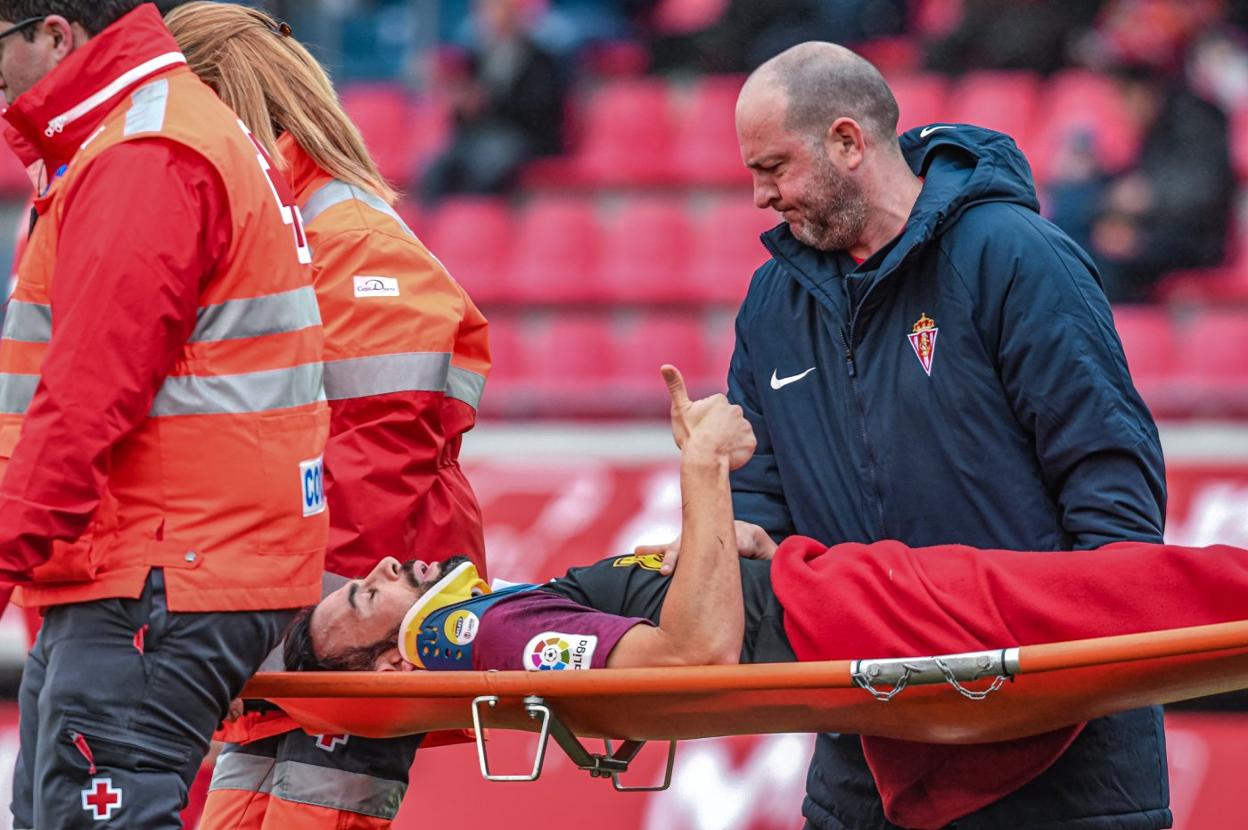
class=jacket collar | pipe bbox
[3,4,186,171]
[276,132,332,205]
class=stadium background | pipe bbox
[1,0,1248,827]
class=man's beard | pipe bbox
[788,150,868,253]
[402,554,473,592]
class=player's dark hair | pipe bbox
[0,1,144,37]
[284,605,401,672]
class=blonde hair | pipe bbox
[165,1,398,205]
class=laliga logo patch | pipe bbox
[907,312,939,376]
[524,631,597,671]
[353,275,399,297]
[444,610,480,645]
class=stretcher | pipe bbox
[240,619,1248,790]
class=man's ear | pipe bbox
[825,117,866,170]
[372,646,417,672]
[42,16,82,62]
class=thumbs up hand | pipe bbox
[662,364,756,470]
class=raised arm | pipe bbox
[607,366,755,668]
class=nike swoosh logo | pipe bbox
[920,125,955,138]
[770,367,816,390]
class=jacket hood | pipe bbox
[898,123,1040,239]
[762,124,1041,286]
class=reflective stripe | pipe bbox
[209,749,276,795]
[123,79,169,136]
[300,180,414,238]
[191,286,322,343]
[322,352,449,401]
[45,52,186,137]
[1,301,51,344]
[447,365,485,409]
[271,759,405,820]
[150,363,324,416]
[0,373,37,414]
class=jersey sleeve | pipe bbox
[472,591,652,671]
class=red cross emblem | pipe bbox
[81,777,122,821]
[314,733,349,752]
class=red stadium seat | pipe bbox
[947,72,1042,155]
[599,199,694,302]
[1111,306,1177,408]
[424,197,513,304]
[476,313,525,416]
[574,79,675,187]
[340,84,425,185]
[1028,70,1139,187]
[1176,310,1248,381]
[1171,309,1248,415]
[506,197,604,304]
[885,74,950,133]
[704,318,736,392]
[522,315,617,409]
[672,75,750,187]
[688,199,779,303]
[1232,104,1248,183]
[615,314,709,405]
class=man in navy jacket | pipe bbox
[728,42,1168,829]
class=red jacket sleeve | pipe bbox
[0,139,230,580]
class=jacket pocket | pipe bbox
[65,715,192,774]
[257,407,330,555]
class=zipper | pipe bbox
[840,327,887,536]
[42,52,186,138]
[66,719,188,765]
[69,731,97,774]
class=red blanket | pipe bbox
[771,537,1248,829]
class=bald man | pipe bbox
[722,42,1168,830]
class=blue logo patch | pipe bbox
[299,456,325,517]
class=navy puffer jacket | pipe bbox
[729,124,1169,830]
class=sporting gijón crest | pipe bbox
[907,313,939,376]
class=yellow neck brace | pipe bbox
[398,561,490,668]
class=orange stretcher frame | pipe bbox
[243,619,1248,746]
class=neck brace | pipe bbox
[398,561,491,668]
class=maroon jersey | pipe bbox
[473,590,651,671]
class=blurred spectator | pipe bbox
[422,0,566,202]
[1049,65,1235,302]
[647,0,827,73]
[926,0,1104,75]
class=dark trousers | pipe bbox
[11,570,292,829]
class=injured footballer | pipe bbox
[281,365,1248,826]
